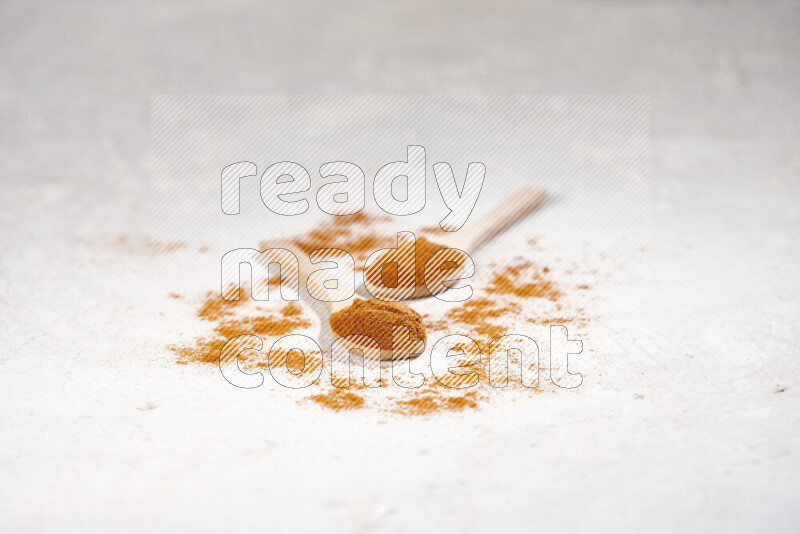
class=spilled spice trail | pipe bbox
[268,212,394,268]
[173,293,313,365]
[395,389,480,416]
[308,389,366,411]
[487,262,562,301]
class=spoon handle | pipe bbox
[264,239,354,314]
[445,187,546,251]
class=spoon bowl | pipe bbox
[367,187,547,300]
[263,239,425,361]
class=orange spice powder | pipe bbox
[487,262,562,301]
[254,348,324,378]
[196,287,248,321]
[427,297,520,347]
[365,236,461,289]
[173,297,312,365]
[329,298,426,351]
[274,212,394,267]
[394,388,480,416]
[308,388,366,411]
[171,215,590,416]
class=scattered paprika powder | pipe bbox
[167,212,593,416]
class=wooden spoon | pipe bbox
[263,239,425,361]
[367,186,547,299]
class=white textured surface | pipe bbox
[1,1,798,533]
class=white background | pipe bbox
[1,1,798,532]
